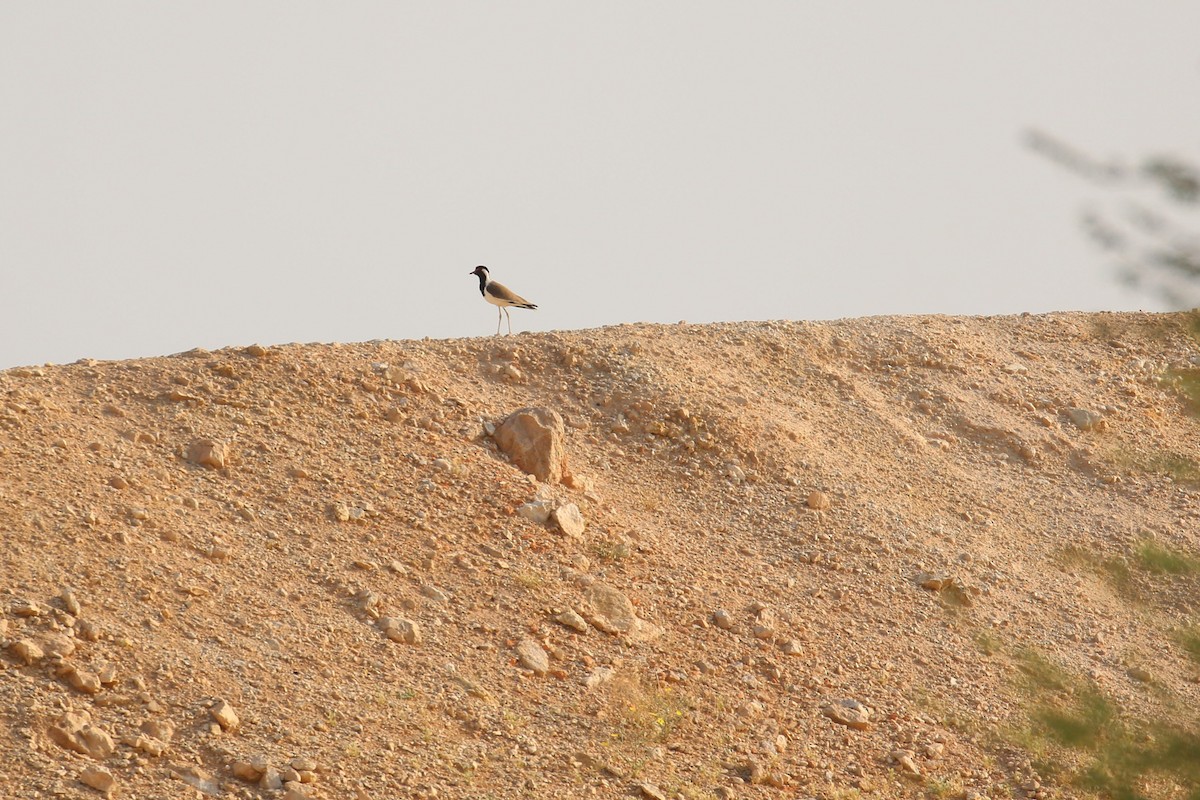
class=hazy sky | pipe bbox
[3,3,1199,368]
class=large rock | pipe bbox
[48,711,115,758]
[821,698,873,730]
[9,638,45,665]
[580,582,661,643]
[515,638,550,676]
[379,616,422,645]
[79,766,116,795]
[494,408,570,484]
[209,699,240,731]
[552,503,586,537]
[517,499,553,524]
[186,439,227,470]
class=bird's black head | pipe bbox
[470,265,489,277]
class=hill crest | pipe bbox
[2,312,1199,800]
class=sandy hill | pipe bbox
[2,312,1199,800]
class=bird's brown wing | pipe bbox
[488,281,535,307]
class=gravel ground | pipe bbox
[1,311,1198,800]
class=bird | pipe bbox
[469,265,537,335]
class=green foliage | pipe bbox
[974,630,1003,656]
[1168,365,1200,418]
[1176,626,1200,666]
[1058,539,1200,608]
[1148,451,1200,484]
[588,538,632,564]
[1135,540,1200,575]
[1108,447,1200,486]
[1033,688,1118,749]
[1026,130,1200,309]
[607,675,691,745]
[1143,157,1200,203]
[925,777,965,799]
[1009,648,1200,800]
[1058,547,1136,600]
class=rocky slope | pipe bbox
[2,312,1199,800]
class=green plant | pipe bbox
[974,630,1003,656]
[1135,540,1200,575]
[826,789,862,800]
[514,569,543,589]
[1058,546,1136,600]
[1166,365,1200,418]
[607,675,691,744]
[1008,647,1200,800]
[1014,647,1072,692]
[926,777,965,799]
[1149,450,1200,484]
[1108,448,1200,486]
[588,538,632,564]
[1175,625,1200,666]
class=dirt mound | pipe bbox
[2,312,1199,799]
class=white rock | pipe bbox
[752,607,776,640]
[176,766,220,795]
[127,734,168,757]
[517,500,553,524]
[552,503,586,537]
[515,638,550,676]
[893,752,921,778]
[639,783,668,800]
[11,598,44,617]
[60,589,82,616]
[210,699,240,731]
[737,700,766,719]
[554,609,589,633]
[420,584,448,602]
[62,665,102,694]
[9,638,45,665]
[291,756,318,772]
[79,766,115,795]
[494,407,570,483]
[585,666,616,690]
[379,616,422,645]
[186,439,227,469]
[582,583,638,636]
[1067,407,1105,431]
[48,711,115,758]
[821,698,872,730]
[260,767,283,790]
[780,639,804,656]
[141,719,176,743]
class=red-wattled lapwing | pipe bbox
[470,265,537,335]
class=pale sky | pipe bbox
[2,3,1199,368]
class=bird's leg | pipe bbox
[504,307,512,335]
[496,307,502,336]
